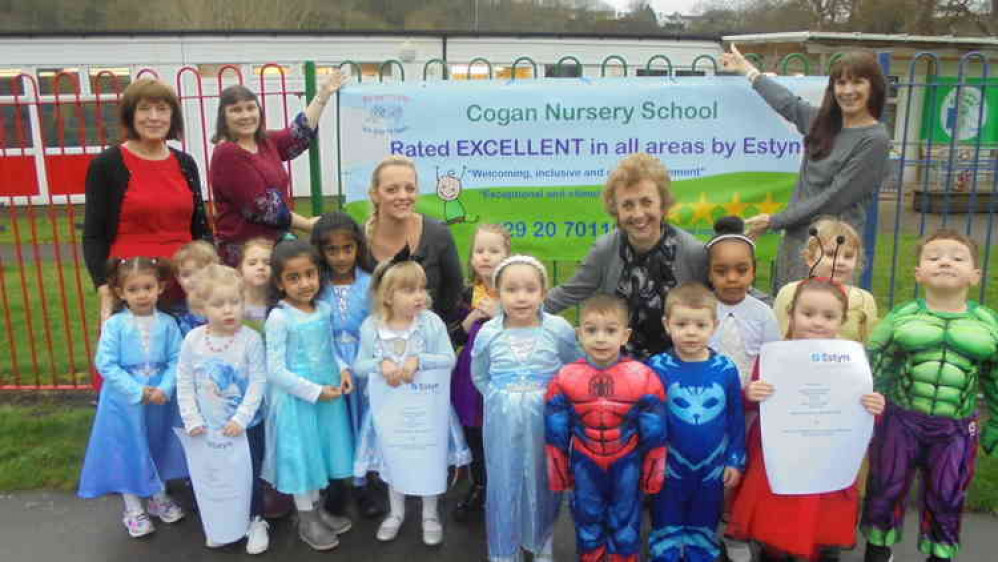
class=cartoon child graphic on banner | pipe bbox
[436,166,478,225]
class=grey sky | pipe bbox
[602,0,705,15]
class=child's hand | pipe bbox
[188,426,206,437]
[340,369,354,395]
[402,356,419,383]
[477,297,498,318]
[319,385,343,401]
[147,388,168,405]
[381,359,401,380]
[861,392,886,415]
[723,467,742,488]
[222,420,244,437]
[746,381,774,402]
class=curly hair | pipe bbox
[601,153,675,219]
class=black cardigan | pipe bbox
[82,145,213,288]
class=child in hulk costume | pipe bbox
[862,230,998,562]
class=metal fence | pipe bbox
[0,51,995,390]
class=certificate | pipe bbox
[174,428,252,544]
[759,339,874,495]
[367,367,451,495]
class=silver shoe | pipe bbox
[318,509,353,535]
[297,510,339,551]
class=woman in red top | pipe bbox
[83,78,212,324]
[209,70,346,266]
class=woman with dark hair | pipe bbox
[84,78,212,326]
[209,70,346,266]
[722,46,890,290]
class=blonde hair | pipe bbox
[468,223,513,283]
[187,264,244,314]
[802,217,864,271]
[371,260,430,321]
[664,282,717,320]
[238,237,274,267]
[602,153,675,219]
[366,155,419,242]
[174,240,220,269]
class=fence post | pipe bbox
[304,61,324,216]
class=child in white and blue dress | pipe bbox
[78,257,187,538]
[353,252,470,546]
[176,264,269,554]
[311,212,380,516]
[472,255,583,562]
[262,240,355,551]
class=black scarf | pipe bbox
[615,224,678,360]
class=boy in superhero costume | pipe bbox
[862,230,998,562]
[545,295,668,562]
[648,282,746,562]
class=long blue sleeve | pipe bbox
[470,319,499,393]
[548,313,584,365]
[155,313,182,398]
[418,312,457,371]
[723,360,747,470]
[353,317,382,379]
[94,314,145,405]
[265,307,322,403]
[544,378,573,453]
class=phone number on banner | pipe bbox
[502,221,615,239]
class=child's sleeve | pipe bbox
[552,316,584,365]
[470,322,495,393]
[977,307,998,456]
[860,289,880,344]
[232,331,267,429]
[418,313,457,371]
[352,317,381,379]
[866,309,900,395]
[156,316,183,397]
[265,309,323,403]
[761,306,783,344]
[637,369,668,494]
[723,359,747,471]
[175,333,205,431]
[95,316,145,405]
[544,371,574,491]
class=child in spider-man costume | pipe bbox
[545,295,668,562]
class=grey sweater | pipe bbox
[754,76,890,286]
[544,225,708,313]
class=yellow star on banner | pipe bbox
[691,193,716,225]
[723,192,749,217]
[668,202,686,224]
[757,192,783,215]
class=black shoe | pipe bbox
[322,479,349,516]
[355,481,386,519]
[864,544,893,562]
[452,484,484,522]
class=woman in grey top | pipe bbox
[723,46,890,290]
[545,153,708,360]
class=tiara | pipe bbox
[705,233,755,250]
[492,254,548,288]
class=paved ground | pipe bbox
[0,486,994,561]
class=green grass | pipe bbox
[0,401,93,491]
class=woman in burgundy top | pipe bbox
[83,78,211,324]
[209,70,347,266]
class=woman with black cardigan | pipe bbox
[83,78,211,325]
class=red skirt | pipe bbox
[727,422,859,560]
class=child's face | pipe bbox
[498,264,545,327]
[115,272,163,316]
[664,305,718,360]
[203,285,244,336]
[177,259,204,294]
[789,288,844,340]
[915,239,981,292]
[471,231,508,287]
[709,240,755,305]
[239,246,271,290]
[275,256,320,308]
[321,231,359,282]
[388,283,428,321]
[578,311,631,368]
[806,242,859,284]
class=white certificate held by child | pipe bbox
[367,366,452,496]
[759,339,874,495]
[174,428,252,544]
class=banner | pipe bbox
[339,76,825,261]
[367,367,452,496]
[759,340,874,495]
[174,428,252,545]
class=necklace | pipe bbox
[205,326,238,353]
